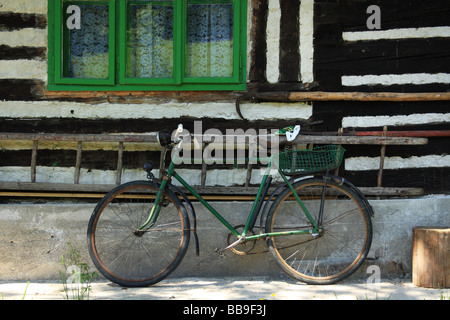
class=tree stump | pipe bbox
[412,227,449,288]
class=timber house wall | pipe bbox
[0,0,449,197]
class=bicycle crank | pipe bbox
[224,225,257,256]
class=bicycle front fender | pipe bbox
[166,183,200,257]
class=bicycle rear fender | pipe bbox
[260,174,375,228]
[329,175,375,218]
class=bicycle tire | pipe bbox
[87,180,190,287]
[266,177,372,284]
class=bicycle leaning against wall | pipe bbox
[87,124,373,287]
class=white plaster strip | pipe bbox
[0,100,312,121]
[0,167,282,186]
[0,28,47,47]
[266,0,281,83]
[0,0,47,15]
[342,73,450,87]
[345,155,450,171]
[299,0,314,83]
[343,26,450,42]
[342,113,450,128]
[0,60,47,80]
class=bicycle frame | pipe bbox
[137,141,320,243]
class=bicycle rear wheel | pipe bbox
[87,181,190,287]
[266,177,372,284]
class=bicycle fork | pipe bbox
[133,185,166,236]
[135,162,176,234]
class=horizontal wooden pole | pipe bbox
[0,191,273,201]
[44,90,240,103]
[0,132,427,146]
[302,130,450,138]
[358,187,424,196]
[254,91,450,102]
[0,182,116,193]
[290,135,428,145]
[45,90,450,102]
[0,182,424,197]
[355,130,450,137]
[0,132,158,143]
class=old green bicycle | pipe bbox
[87,124,373,287]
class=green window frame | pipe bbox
[48,0,247,91]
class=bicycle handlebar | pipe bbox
[157,124,201,150]
[158,123,298,150]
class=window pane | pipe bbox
[64,4,110,79]
[186,3,234,78]
[127,2,174,78]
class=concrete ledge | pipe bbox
[1,278,446,300]
[0,196,449,281]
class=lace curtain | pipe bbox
[66,1,234,80]
[127,3,174,78]
[68,5,110,79]
[186,3,234,78]
[127,2,233,79]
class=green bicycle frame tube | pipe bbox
[138,151,319,238]
[279,171,319,231]
[173,172,240,237]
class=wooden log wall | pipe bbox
[0,11,47,100]
[312,0,450,194]
[0,0,449,196]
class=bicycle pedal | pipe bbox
[214,248,227,258]
[217,237,245,255]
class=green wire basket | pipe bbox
[277,145,345,175]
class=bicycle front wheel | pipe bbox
[87,181,190,287]
[266,177,372,284]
